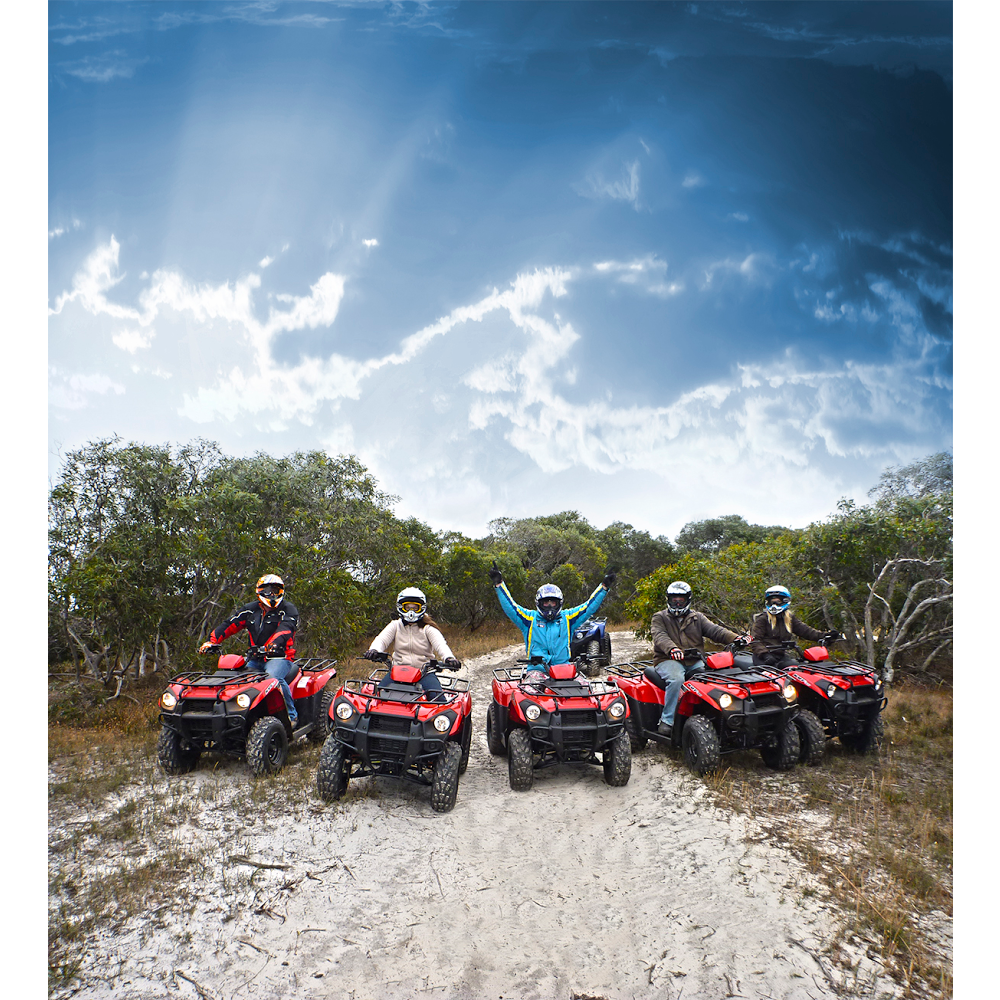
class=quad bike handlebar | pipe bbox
[361,650,462,671]
[199,643,284,659]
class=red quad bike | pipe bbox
[608,647,801,776]
[761,639,888,761]
[485,657,632,791]
[157,646,338,777]
[316,652,472,813]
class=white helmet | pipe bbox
[764,585,791,615]
[396,587,427,624]
[666,580,692,617]
[256,574,285,609]
[535,583,564,621]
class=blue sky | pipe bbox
[47,1,953,537]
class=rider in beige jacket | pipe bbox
[368,616,456,666]
[365,587,460,695]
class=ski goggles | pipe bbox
[258,584,283,597]
[399,601,424,613]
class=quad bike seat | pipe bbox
[643,663,667,689]
[284,662,302,686]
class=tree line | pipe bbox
[48,438,952,688]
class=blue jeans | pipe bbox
[655,660,701,726]
[248,658,297,720]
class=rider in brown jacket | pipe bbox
[650,581,742,736]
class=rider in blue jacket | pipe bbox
[488,561,616,679]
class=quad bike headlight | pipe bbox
[826,684,837,697]
[874,677,882,689]
[335,702,354,721]
[433,714,452,733]
[607,700,626,719]
[236,693,252,710]
[719,693,733,709]
[161,692,177,710]
[524,703,542,722]
[783,684,797,702]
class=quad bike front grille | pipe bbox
[750,693,785,713]
[369,714,411,735]
[560,710,597,727]
[181,699,218,714]
[369,736,407,757]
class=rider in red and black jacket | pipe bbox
[205,596,299,657]
[200,574,301,724]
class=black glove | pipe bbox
[823,631,843,643]
[488,560,503,587]
[602,565,617,588]
[363,649,382,661]
[444,657,461,670]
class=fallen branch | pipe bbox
[227,854,290,871]
[173,969,216,1000]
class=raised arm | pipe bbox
[564,583,609,626]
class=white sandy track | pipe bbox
[63,636,897,1000]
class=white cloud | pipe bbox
[582,161,641,208]
[49,228,65,240]
[592,255,683,298]
[112,328,155,353]
[49,370,126,410]
[60,51,148,82]
[50,242,947,526]
[593,255,665,277]
[176,262,571,424]
[130,364,172,379]
[728,212,749,222]
[259,256,274,268]
[702,252,772,288]
[682,171,705,188]
[363,238,379,248]
[50,237,346,365]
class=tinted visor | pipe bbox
[538,598,561,612]
[766,595,787,608]
[667,595,689,608]
[258,584,282,598]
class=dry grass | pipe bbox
[699,681,952,999]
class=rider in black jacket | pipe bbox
[200,574,301,724]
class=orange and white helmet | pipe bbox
[256,574,285,609]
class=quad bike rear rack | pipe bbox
[169,656,338,693]
[605,659,654,678]
[492,665,620,698]
[169,668,270,692]
[342,674,469,709]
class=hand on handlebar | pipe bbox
[363,648,387,661]
[444,657,462,670]
[669,647,685,661]
[823,631,844,644]
[198,641,220,655]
